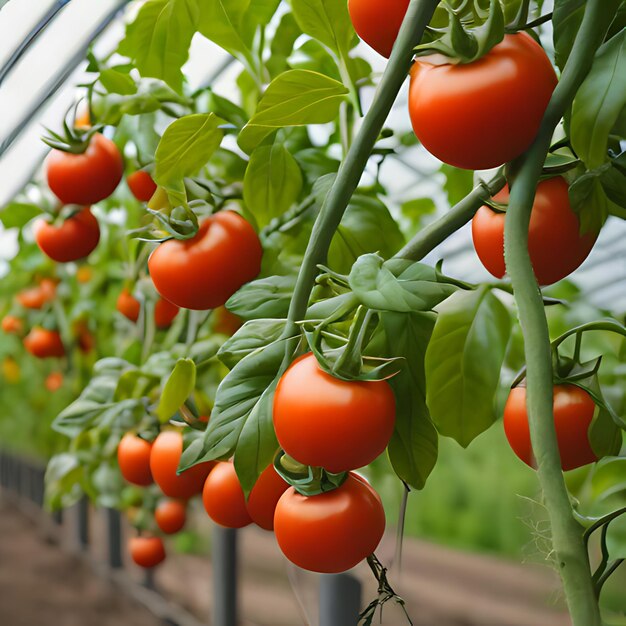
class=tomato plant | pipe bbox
[35,207,100,263]
[128,536,166,569]
[274,474,385,573]
[46,133,123,205]
[126,170,157,202]
[273,353,396,473]
[2,315,23,334]
[117,434,153,487]
[23,328,64,358]
[154,499,186,534]
[116,289,179,328]
[202,461,252,529]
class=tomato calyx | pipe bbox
[273,450,348,497]
[42,119,105,155]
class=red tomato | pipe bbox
[127,170,157,202]
[246,464,289,531]
[503,385,598,472]
[129,536,166,569]
[154,298,179,329]
[212,306,243,336]
[409,33,557,170]
[45,371,64,392]
[46,133,124,205]
[148,211,263,311]
[23,327,65,358]
[150,431,215,499]
[273,354,396,473]
[154,499,187,534]
[35,207,100,263]
[472,177,596,285]
[2,315,23,334]
[202,462,252,529]
[75,321,95,354]
[16,279,56,310]
[116,289,141,323]
[274,473,385,573]
[348,0,409,57]
[117,434,153,487]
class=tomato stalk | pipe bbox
[282,0,442,364]
[503,2,621,624]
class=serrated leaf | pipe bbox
[244,143,303,227]
[425,287,511,447]
[157,358,196,423]
[118,0,199,93]
[238,70,349,153]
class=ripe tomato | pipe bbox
[503,385,598,472]
[129,536,166,569]
[348,0,408,57]
[154,298,179,329]
[127,170,157,202]
[273,354,396,473]
[116,288,141,323]
[23,327,65,358]
[46,133,124,205]
[409,33,557,170]
[75,321,95,354]
[246,464,289,531]
[117,434,153,487]
[472,177,596,285]
[16,279,56,309]
[2,315,23,334]
[150,431,215,499]
[148,211,263,311]
[45,371,64,392]
[154,499,187,534]
[202,462,252,529]
[274,473,385,573]
[212,306,243,336]
[35,207,100,263]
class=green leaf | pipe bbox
[99,68,137,95]
[0,202,41,229]
[289,0,355,55]
[157,358,196,423]
[226,274,297,321]
[571,29,626,169]
[569,169,612,234]
[553,0,586,70]
[238,70,349,154]
[44,453,83,510]
[591,457,626,501]
[154,113,224,198]
[349,254,457,313]
[218,319,287,369]
[198,0,252,58]
[329,195,405,274]
[118,0,199,93]
[381,311,439,490]
[243,143,303,227]
[440,163,474,207]
[425,287,511,447]
[588,404,623,460]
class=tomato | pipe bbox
[246,464,289,531]
[16,279,56,310]
[150,431,215,499]
[35,207,100,263]
[127,170,157,202]
[348,0,408,57]
[212,306,243,337]
[129,536,166,569]
[503,385,598,472]
[408,33,557,170]
[274,473,385,573]
[2,356,21,383]
[154,298,179,329]
[23,327,65,358]
[117,434,153,487]
[116,288,141,323]
[45,371,64,392]
[75,321,95,354]
[273,354,396,473]
[74,109,91,130]
[76,266,93,283]
[46,133,124,205]
[202,461,252,529]
[2,315,23,334]
[154,499,186,534]
[148,211,263,310]
[472,177,596,285]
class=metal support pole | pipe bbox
[319,573,362,626]
[77,496,89,550]
[35,467,45,508]
[105,508,123,569]
[212,526,238,626]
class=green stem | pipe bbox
[397,172,506,260]
[282,0,441,363]
[503,2,620,624]
[595,559,624,596]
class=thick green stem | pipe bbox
[397,172,506,261]
[282,0,441,360]
[503,2,620,624]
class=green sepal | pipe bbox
[273,450,348,497]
